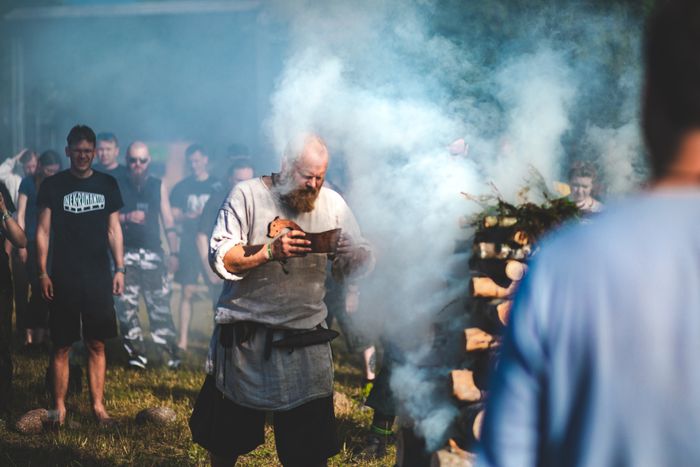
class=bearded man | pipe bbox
[114,141,180,369]
[189,134,373,467]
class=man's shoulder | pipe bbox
[320,185,343,199]
[318,186,349,209]
[42,170,69,186]
[19,175,34,189]
[535,195,672,271]
[236,177,261,192]
[172,176,193,191]
[207,177,223,192]
[90,170,119,186]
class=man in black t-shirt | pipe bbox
[37,125,124,426]
[169,144,219,350]
[115,141,180,370]
[95,132,128,180]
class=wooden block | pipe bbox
[504,260,527,281]
[513,230,530,245]
[496,300,512,325]
[465,327,499,352]
[451,369,484,402]
[472,277,514,298]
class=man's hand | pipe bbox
[40,276,53,301]
[113,272,124,295]
[13,148,28,162]
[332,234,371,278]
[271,230,312,259]
[17,248,27,264]
[126,210,146,224]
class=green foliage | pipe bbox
[475,197,580,243]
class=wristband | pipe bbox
[38,272,49,279]
[0,211,10,222]
[266,243,273,261]
[170,251,179,257]
[114,266,126,274]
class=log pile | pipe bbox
[439,196,579,462]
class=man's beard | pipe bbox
[273,173,321,213]
[279,186,320,213]
[129,170,148,189]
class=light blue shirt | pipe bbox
[479,189,700,467]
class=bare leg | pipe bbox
[51,345,71,424]
[85,339,110,421]
[177,285,196,350]
[363,346,376,381]
[210,452,237,467]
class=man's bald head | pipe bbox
[126,141,149,158]
[282,134,329,170]
[126,141,151,178]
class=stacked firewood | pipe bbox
[451,214,531,453]
[434,196,579,465]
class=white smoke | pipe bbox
[585,122,645,195]
[264,0,644,451]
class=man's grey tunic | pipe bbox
[208,177,371,410]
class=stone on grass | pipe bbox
[135,407,177,426]
[15,408,49,435]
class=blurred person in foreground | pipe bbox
[114,142,180,370]
[568,160,603,214]
[170,143,220,350]
[189,134,373,467]
[37,125,124,426]
[195,157,255,307]
[479,2,700,466]
[16,150,62,348]
[0,184,28,418]
[0,148,37,340]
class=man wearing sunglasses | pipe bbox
[114,141,181,370]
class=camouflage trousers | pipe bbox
[115,249,177,351]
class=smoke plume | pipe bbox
[264,0,645,450]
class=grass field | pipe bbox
[0,286,396,466]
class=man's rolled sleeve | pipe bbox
[209,188,249,281]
